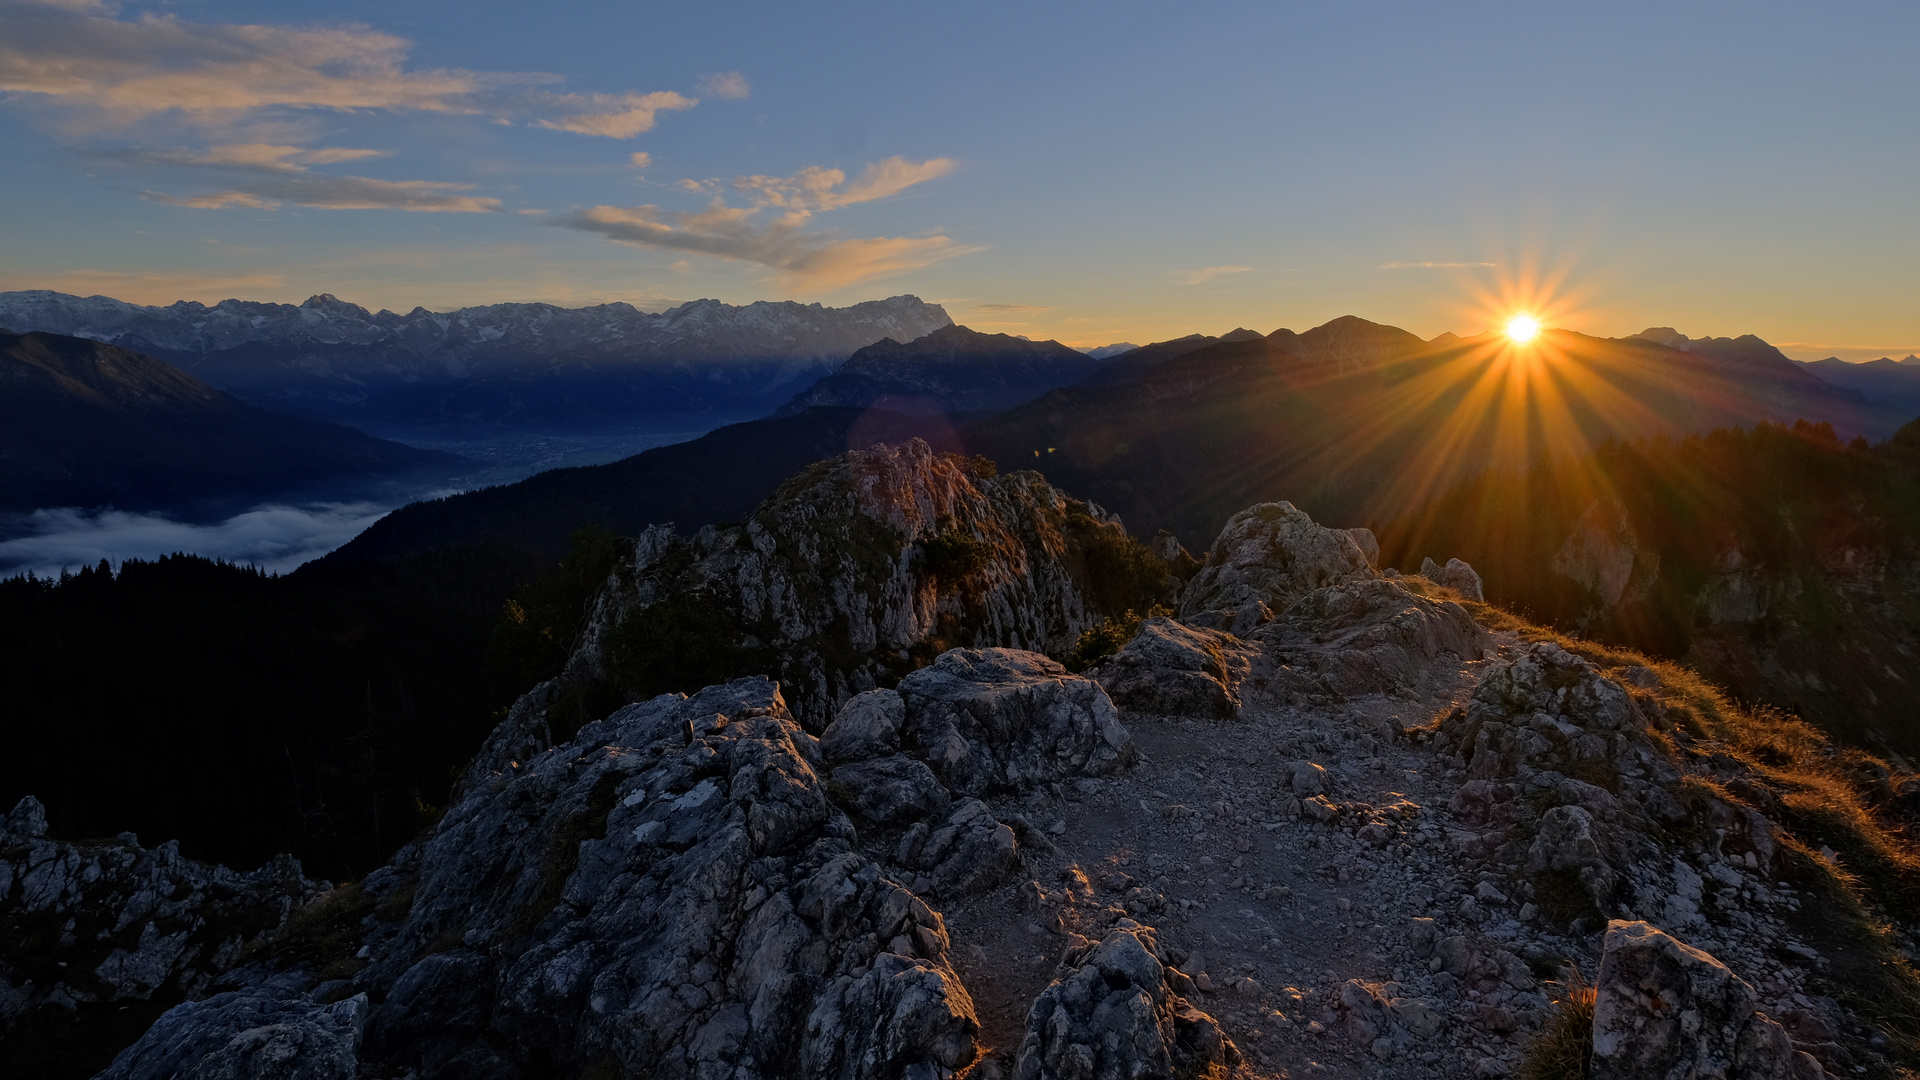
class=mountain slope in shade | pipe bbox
[324,407,959,562]
[0,329,454,514]
[1799,355,1920,418]
[0,291,952,428]
[961,318,1911,550]
[1075,327,1265,388]
[769,324,1105,418]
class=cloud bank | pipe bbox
[0,502,393,579]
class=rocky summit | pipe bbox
[19,448,1919,1079]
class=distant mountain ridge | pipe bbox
[0,328,453,514]
[769,324,1106,418]
[0,290,952,430]
[1797,355,1920,419]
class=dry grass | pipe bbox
[1454,593,1920,1070]
[1517,967,1596,1080]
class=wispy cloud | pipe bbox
[0,502,391,578]
[532,90,696,138]
[733,157,958,212]
[0,6,694,138]
[698,71,750,101]
[0,268,287,302]
[1378,261,1497,270]
[555,156,975,290]
[144,174,501,212]
[629,151,651,171]
[1174,265,1251,286]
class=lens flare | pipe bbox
[1506,315,1540,343]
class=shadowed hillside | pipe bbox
[0,328,455,514]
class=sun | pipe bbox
[1506,314,1541,343]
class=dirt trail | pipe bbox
[942,635,1560,1079]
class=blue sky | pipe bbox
[1,0,1915,357]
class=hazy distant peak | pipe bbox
[1218,327,1264,343]
[1080,342,1139,360]
[1429,331,1462,346]
[1632,326,1692,348]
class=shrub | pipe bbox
[921,533,995,580]
[1063,605,1170,672]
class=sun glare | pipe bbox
[1506,315,1540,343]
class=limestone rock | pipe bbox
[1089,616,1262,719]
[1178,501,1376,623]
[894,798,1021,897]
[1591,920,1825,1080]
[1551,496,1660,609]
[1524,804,1617,915]
[830,755,952,826]
[0,797,317,1031]
[98,989,366,1080]
[895,649,1134,796]
[819,688,907,764]
[1255,577,1490,697]
[1419,555,1486,602]
[1014,921,1239,1080]
[124,677,983,1080]
[540,439,1132,732]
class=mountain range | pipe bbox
[0,290,953,432]
[0,328,453,515]
[327,314,1913,568]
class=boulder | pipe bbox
[896,649,1134,796]
[1090,617,1261,719]
[98,989,367,1080]
[1591,920,1826,1080]
[1419,556,1486,602]
[830,755,952,825]
[1254,578,1490,697]
[894,798,1021,897]
[1525,804,1618,915]
[1178,502,1376,623]
[819,688,907,764]
[1014,921,1239,1080]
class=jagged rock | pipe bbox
[1345,527,1381,569]
[1089,616,1262,719]
[195,676,979,1080]
[894,649,1133,796]
[1178,501,1376,624]
[98,989,366,1080]
[894,798,1021,897]
[0,797,317,1030]
[830,755,952,825]
[533,440,1136,732]
[1591,920,1826,1080]
[1015,921,1239,1080]
[1419,556,1486,602]
[1254,578,1490,697]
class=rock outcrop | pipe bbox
[1015,921,1239,1080]
[1591,920,1825,1079]
[0,796,317,1035]
[1419,556,1486,602]
[1178,501,1376,627]
[100,989,368,1080]
[515,439,1150,735]
[1090,617,1262,719]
